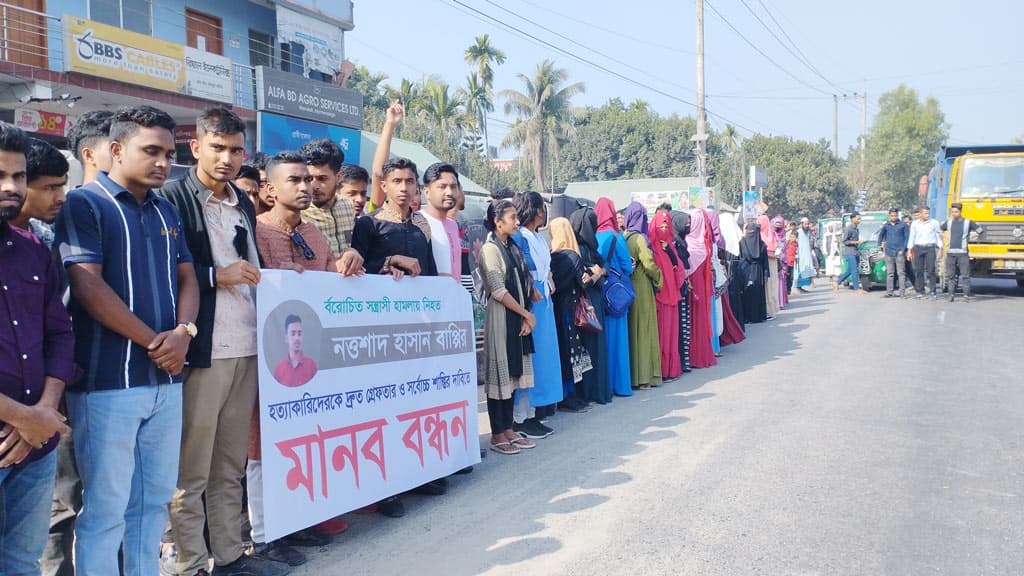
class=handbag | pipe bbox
[574,292,603,333]
[601,234,636,317]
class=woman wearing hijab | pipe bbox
[758,214,780,319]
[549,217,592,413]
[721,212,747,328]
[649,210,686,380]
[685,209,717,369]
[623,202,663,389]
[594,198,634,397]
[772,216,789,309]
[670,211,693,372]
[707,211,746,347]
[739,220,770,323]
[570,206,611,404]
[512,192,562,438]
[478,199,537,455]
[706,211,727,356]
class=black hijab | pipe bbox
[740,223,763,259]
[670,210,691,270]
[570,206,604,266]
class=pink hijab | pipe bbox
[595,198,619,233]
[649,210,684,305]
[758,214,778,254]
[685,208,709,276]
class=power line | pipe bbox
[436,0,761,134]
[703,0,831,96]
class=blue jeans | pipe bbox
[68,384,182,576]
[0,449,57,576]
[836,253,861,290]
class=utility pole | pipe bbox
[860,89,867,177]
[694,0,708,187]
[832,94,839,157]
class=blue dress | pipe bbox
[596,230,634,397]
[514,229,563,408]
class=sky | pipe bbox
[346,0,1024,160]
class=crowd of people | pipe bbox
[0,99,807,576]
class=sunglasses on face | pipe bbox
[291,230,316,260]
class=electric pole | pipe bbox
[694,0,708,187]
[833,94,839,157]
[860,89,867,177]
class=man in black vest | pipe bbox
[940,203,982,303]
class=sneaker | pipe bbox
[254,541,305,567]
[378,496,406,518]
[212,553,291,576]
[282,528,331,548]
[411,477,448,496]
[929,293,938,301]
[513,418,551,439]
[311,517,349,535]
[529,418,555,436]
[963,295,972,303]
[914,293,924,300]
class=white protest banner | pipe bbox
[257,271,480,540]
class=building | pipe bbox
[563,177,708,214]
[0,0,361,166]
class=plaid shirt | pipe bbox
[302,197,356,259]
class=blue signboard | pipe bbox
[257,112,361,164]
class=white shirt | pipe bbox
[908,218,944,249]
[421,210,453,276]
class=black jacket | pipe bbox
[157,168,260,368]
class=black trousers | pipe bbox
[487,397,514,433]
[913,245,938,294]
[945,253,971,297]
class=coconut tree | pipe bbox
[464,35,506,158]
[722,124,747,191]
[459,73,492,155]
[421,81,467,147]
[500,60,584,192]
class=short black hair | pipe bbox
[422,162,460,186]
[0,123,27,155]
[26,138,69,183]
[339,163,368,184]
[298,139,344,172]
[235,164,260,183]
[381,157,418,179]
[265,151,306,179]
[950,202,963,210]
[657,202,673,212]
[851,211,861,218]
[514,190,545,226]
[484,199,515,232]
[109,105,176,144]
[66,110,114,162]
[490,187,514,200]
[196,107,246,137]
[284,314,302,332]
[888,207,899,214]
[249,151,270,171]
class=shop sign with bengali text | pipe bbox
[63,15,184,93]
[257,271,479,540]
[13,108,74,137]
[255,66,363,129]
[184,47,233,103]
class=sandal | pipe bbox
[490,441,520,455]
[510,436,536,449]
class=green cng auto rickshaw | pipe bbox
[838,211,888,289]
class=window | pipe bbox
[248,29,273,68]
[89,0,151,35]
[185,8,222,55]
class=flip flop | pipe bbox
[490,441,520,455]
[510,436,536,449]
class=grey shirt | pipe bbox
[842,223,860,256]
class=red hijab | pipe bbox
[649,210,685,306]
[595,197,620,232]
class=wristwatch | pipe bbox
[177,322,198,338]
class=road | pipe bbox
[295,280,1024,576]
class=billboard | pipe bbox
[276,5,344,77]
[64,15,185,93]
[255,66,363,129]
[13,108,76,137]
[258,112,360,162]
[184,47,233,103]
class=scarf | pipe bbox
[649,210,684,306]
[718,211,743,257]
[797,227,814,278]
[771,216,786,244]
[706,210,726,250]
[549,217,579,254]
[758,215,778,254]
[570,206,602,265]
[623,201,649,237]
[685,208,710,276]
[670,210,692,270]
[487,231,534,377]
[595,197,619,232]
[740,224,763,261]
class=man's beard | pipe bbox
[0,194,24,221]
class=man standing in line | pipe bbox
[877,208,909,298]
[907,206,944,300]
[420,162,462,281]
[832,212,866,294]
[299,139,356,261]
[158,108,286,576]
[338,164,369,217]
[902,212,917,292]
[0,123,75,576]
[54,105,199,576]
[9,138,68,246]
[940,202,982,302]
[41,109,113,576]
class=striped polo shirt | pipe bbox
[54,172,194,391]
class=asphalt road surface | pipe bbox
[295,279,1024,576]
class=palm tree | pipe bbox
[348,66,388,109]
[385,78,423,114]
[459,73,492,154]
[500,60,584,192]
[464,35,506,158]
[422,82,467,146]
[722,124,747,192]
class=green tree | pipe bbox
[741,135,850,218]
[500,60,584,192]
[464,35,506,158]
[421,81,467,147]
[858,85,948,210]
[459,73,492,151]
